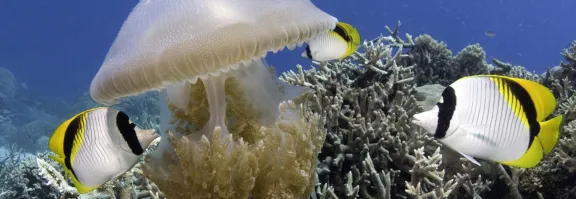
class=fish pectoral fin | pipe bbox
[499,138,544,168]
[458,151,481,166]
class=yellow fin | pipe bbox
[334,22,360,58]
[69,172,99,194]
[49,154,98,193]
[506,77,556,121]
[48,119,72,158]
[498,115,562,168]
[339,22,361,47]
[48,155,65,167]
[538,115,563,154]
[499,137,543,168]
[49,107,105,157]
[48,107,107,194]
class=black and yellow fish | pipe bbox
[48,107,159,193]
[302,22,361,61]
[412,75,562,168]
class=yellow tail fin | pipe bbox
[538,115,563,154]
[498,115,562,168]
[499,140,543,168]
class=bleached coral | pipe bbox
[281,22,493,199]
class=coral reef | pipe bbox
[0,146,165,198]
[280,22,493,199]
[0,19,573,199]
[407,34,489,87]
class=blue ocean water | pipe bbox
[0,0,574,198]
[0,0,574,101]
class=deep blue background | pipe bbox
[1,0,574,101]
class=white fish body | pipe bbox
[412,75,562,168]
[301,22,360,62]
[49,107,159,193]
[302,31,349,62]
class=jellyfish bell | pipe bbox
[89,0,334,197]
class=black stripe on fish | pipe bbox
[500,78,539,149]
[435,86,457,138]
[333,24,351,42]
[63,114,83,179]
[305,45,313,59]
[115,111,144,155]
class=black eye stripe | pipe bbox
[116,111,144,155]
[435,86,457,138]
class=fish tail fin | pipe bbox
[499,115,563,168]
[499,141,543,168]
[538,115,563,154]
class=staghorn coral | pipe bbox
[411,37,576,198]
[30,150,166,199]
[281,22,493,199]
[408,34,453,86]
[406,34,520,87]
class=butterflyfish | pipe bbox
[48,107,159,193]
[412,75,563,168]
[302,22,361,61]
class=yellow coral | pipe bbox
[142,76,325,199]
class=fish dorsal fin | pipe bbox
[333,23,350,42]
[479,75,556,121]
[508,77,556,121]
[333,22,361,57]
